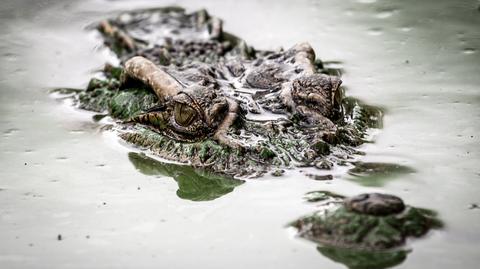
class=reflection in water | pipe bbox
[128,152,244,201]
[347,162,415,187]
[317,246,409,269]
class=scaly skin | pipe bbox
[292,192,442,250]
[54,7,383,177]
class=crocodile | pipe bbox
[54,7,382,177]
[292,191,442,268]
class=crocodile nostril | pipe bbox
[344,193,405,216]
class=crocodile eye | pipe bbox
[174,102,197,127]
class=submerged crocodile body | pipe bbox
[292,191,442,268]
[56,7,382,177]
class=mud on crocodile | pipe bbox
[55,7,382,177]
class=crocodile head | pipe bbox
[131,84,230,142]
[60,7,383,177]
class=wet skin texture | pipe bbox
[292,192,442,251]
[56,7,383,177]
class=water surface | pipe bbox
[0,0,479,268]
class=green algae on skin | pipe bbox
[65,73,383,177]
[294,206,441,250]
[52,7,385,178]
[291,192,442,251]
[290,191,443,269]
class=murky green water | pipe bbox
[1,0,479,268]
